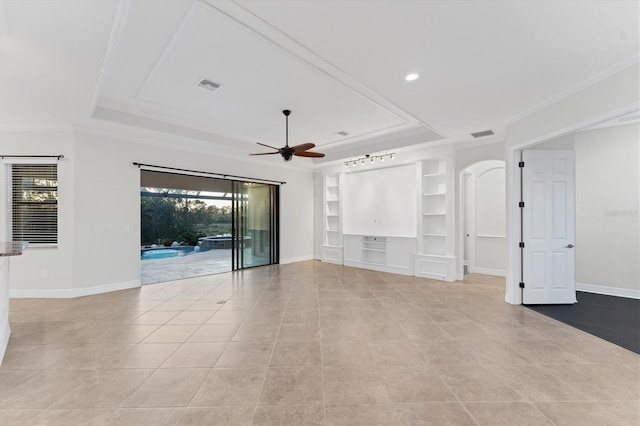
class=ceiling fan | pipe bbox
[250,109,325,161]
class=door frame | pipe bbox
[461,170,475,273]
[505,105,639,305]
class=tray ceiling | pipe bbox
[1,0,638,164]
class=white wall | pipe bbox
[0,129,314,296]
[574,123,639,295]
[343,163,417,237]
[465,160,506,276]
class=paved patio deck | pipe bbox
[141,249,232,285]
[141,248,270,285]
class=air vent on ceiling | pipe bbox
[196,78,221,92]
[471,129,495,138]
[335,131,349,137]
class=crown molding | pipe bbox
[73,120,314,173]
[504,55,640,127]
[508,101,640,151]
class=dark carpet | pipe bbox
[526,291,640,354]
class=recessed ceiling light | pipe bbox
[405,73,419,82]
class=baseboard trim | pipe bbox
[280,255,314,265]
[576,282,640,299]
[0,321,10,366]
[10,279,141,299]
[471,267,507,277]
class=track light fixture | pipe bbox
[344,152,395,168]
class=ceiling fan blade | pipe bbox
[256,142,281,151]
[249,152,279,156]
[290,142,316,153]
[294,151,325,158]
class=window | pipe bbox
[6,163,58,244]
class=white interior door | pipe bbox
[522,150,576,304]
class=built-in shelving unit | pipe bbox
[415,158,456,280]
[321,173,343,264]
[344,235,415,275]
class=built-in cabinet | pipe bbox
[321,173,343,264]
[343,235,415,275]
[320,156,456,281]
[415,158,456,280]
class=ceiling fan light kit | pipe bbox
[250,109,326,161]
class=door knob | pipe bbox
[565,244,574,248]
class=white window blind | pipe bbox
[7,163,58,244]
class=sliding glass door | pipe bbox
[140,170,279,284]
[232,181,279,270]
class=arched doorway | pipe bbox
[459,160,507,277]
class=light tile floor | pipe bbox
[1,261,638,425]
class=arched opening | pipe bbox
[459,160,507,277]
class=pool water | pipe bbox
[141,246,196,260]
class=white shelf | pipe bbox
[417,158,454,281]
[323,173,343,264]
[344,235,415,276]
[422,159,446,176]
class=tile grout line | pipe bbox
[249,266,288,424]
[316,267,331,425]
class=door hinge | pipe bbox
[518,161,525,168]
[518,201,525,208]
[519,282,525,288]
[519,242,525,248]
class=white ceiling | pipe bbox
[1,0,638,165]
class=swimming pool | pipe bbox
[141,246,196,260]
